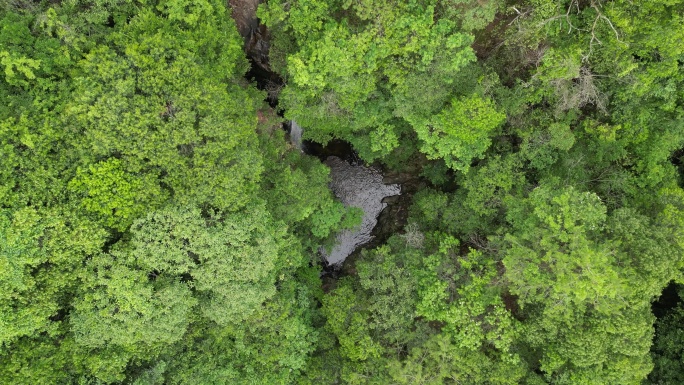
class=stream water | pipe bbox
[289,120,303,150]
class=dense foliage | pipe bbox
[1,0,683,384]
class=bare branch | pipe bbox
[582,0,625,62]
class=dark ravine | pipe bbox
[230,3,420,274]
[231,0,283,107]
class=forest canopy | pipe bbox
[1,0,684,384]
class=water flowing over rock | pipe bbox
[289,120,303,150]
[322,157,401,265]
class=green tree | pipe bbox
[68,158,167,230]
[499,184,684,383]
[413,94,507,172]
[650,286,684,385]
[259,0,482,163]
